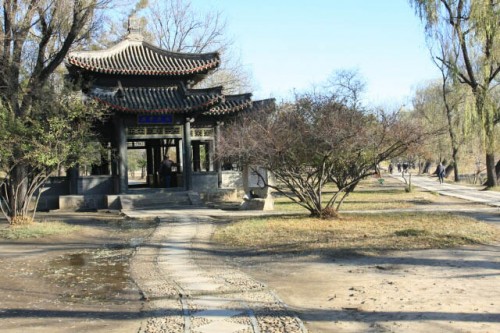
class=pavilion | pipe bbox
[46,19,271,210]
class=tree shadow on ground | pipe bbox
[1,306,498,323]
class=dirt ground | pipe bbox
[0,212,156,333]
[223,196,500,333]
[0,198,499,333]
[230,242,500,333]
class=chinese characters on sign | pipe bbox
[138,114,173,125]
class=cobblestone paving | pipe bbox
[130,213,306,333]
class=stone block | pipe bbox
[239,197,274,211]
[59,195,104,211]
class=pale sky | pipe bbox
[191,0,440,106]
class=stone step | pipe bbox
[107,191,203,210]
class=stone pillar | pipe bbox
[242,165,250,195]
[110,149,119,193]
[175,138,182,167]
[68,165,80,195]
[115,117,128,193]
[215,122,222,188]
[183,118,193,191]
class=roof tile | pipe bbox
[90,85,223,114]
[66,37,220,76]
[205,94,253,116]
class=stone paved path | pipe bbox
[129,210,306,333]
[393,173,500,207]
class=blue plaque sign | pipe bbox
[138,114,173,124]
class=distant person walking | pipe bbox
[437,162,445,184]
[159,155,175,188]
[402,162,409,173]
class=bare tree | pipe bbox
[218,89,424,219]
[326,68,366,110]
[410,0,500,187]
[411,83,450,164]
[142,0,253,93]
[145,0,225,53]
[0,0,108,224]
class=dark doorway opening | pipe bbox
[128,138,181,189]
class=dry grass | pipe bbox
[485,186,500,192]
[274,193,421,212]
[213,213,500,255]
[274,178,438,212]
[0,221,80,239]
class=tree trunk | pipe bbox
[484,121,497,187]
[473,87,497,187]
[444,164,454,178]
[485,153,497,187]
[422,160,432,174]
[452,147,459,182]
[9,163,30,224]
[495,160,500,181]
[453,162,459,182]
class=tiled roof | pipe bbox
[66,36,220,76]
[90,85,223,114]
[204,94,253,116]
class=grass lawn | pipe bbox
[213,213,499,255]
[214,177,500,254]
[274,189,437,212]
[273,177,437,212]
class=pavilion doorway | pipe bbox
[127,138,182,189]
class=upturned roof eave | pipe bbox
[65,36,220,76]
[93,97,221,115]
[68,36,219,60]
[203,93,254,116]
[89,85,224,115]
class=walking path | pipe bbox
[125,176,500,332]
[393,173,500,208]
[128,209,306,333]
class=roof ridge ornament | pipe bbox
[127,15,144,42]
